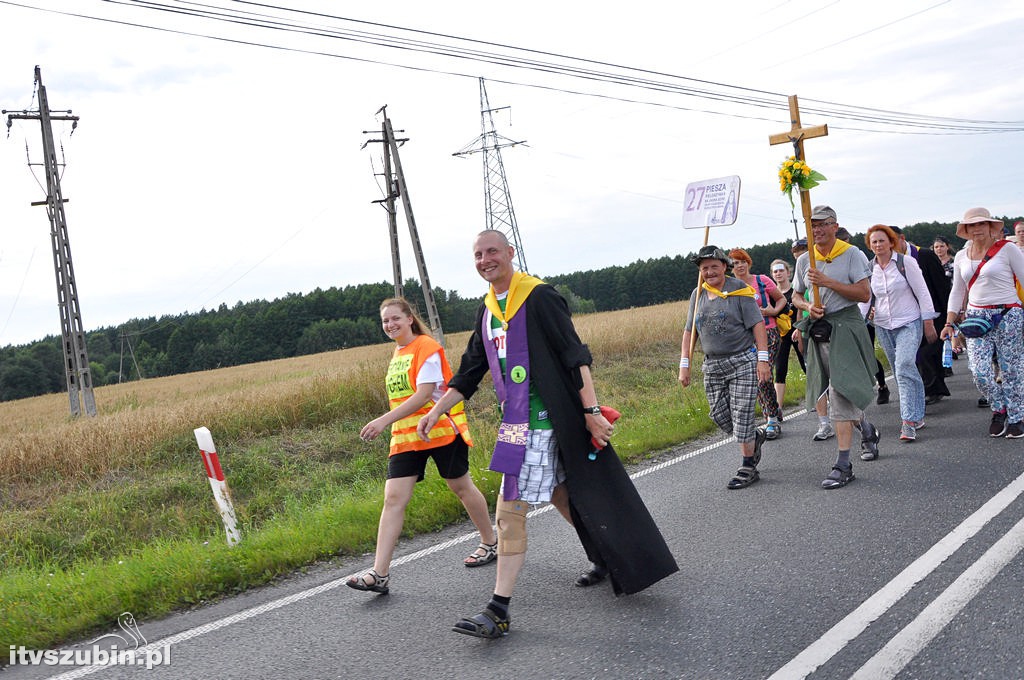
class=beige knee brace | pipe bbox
[495,498,529,555]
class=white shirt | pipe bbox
[948,240,1024,312]
[868,253,936,330]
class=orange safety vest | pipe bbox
[386,334,473,455]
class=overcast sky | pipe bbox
[0,0,1022,346]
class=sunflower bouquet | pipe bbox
[778,155,826,208]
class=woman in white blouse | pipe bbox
[940,208,1024,439]
[864,224,937,445]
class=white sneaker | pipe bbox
[812,422,835,441]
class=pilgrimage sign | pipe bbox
[681,175,741,230]
[681,174,742,355]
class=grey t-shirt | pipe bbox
[793,245,871,313]
[685,276,764,357]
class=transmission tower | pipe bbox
[453,78,528,272]
[362,106,445,345]
[4,66,96,417]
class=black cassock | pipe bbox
[449,284,678,595]
[913,247,952,397]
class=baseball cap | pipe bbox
[810,205,837,221]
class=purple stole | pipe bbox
[482,307,531,500]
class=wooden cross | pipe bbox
[769,94,828,306]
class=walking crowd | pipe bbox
[345,206,1023,640]
[682,205,1024,493]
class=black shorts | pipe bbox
[387,434,469,482]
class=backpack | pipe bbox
[756,275,791,335]
[867,252,921,323]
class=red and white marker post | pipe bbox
[193,427,241,546]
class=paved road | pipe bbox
[9,366,1024,680]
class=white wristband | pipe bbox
[679,357,690,369]
[757,351,770,362]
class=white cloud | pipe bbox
[0,0,1022,346]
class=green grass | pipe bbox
[0,340,807,650]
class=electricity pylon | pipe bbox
[453,78,528,272]
[362,106,445,345]
[4,66,96,417]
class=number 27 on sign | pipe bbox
[681,175,740,230]
[685,183,725,210]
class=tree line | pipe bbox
[1,217,1017,402]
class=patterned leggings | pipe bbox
[967,307,1024,423]
[756,327,782,420]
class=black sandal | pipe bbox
[345,568,389,595]
[452,608,510,639]
[464,541,497,568]
[574,565,608,587]
[727,466,759,490]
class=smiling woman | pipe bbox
[348,297,496,594]
[729,247,786,438]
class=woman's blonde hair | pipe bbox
[379,297,429,337]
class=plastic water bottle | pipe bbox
[942,338,953,369]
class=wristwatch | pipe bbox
[582,405,602,415]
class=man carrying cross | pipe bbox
[792,205,881,489]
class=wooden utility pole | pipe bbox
[380,124,403,300]
[4,66,96,417]
[768,94,828,307]
[362,106,444,345]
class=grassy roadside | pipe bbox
[0,302,807,650]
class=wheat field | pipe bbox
[0,301,687,486]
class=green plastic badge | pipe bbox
[510,365,527,383]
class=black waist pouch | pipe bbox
[809,318,832,343]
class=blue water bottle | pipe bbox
[942,338,953,369]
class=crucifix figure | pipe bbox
[769,95,828,306]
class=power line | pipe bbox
[1,0,1021,134]
[765,0,954,70]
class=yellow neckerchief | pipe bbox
[484,271,544,330]
[814,238,852,263]
[702,280,755,299]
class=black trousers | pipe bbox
[866,325,886,387]
[918,337,950,397]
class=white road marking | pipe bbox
[851,513,1024,679]
[767,469,1024,679]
